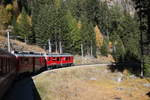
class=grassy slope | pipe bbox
[0,36,45,52]
[33,66,150,100]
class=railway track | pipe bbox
[74,62,114,67]
[46,63,114,71]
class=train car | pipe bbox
[0,49,17,99]
[15,52,46,74]
[0,50,74,99]
[45,53,74,67]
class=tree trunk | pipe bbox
[59,41,62,54]
[48,39,52,53]
[91,41,93,57]
[81,44,83,64]
[55,42,58,53]
[25,37,27,44]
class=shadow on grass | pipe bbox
[3,77,41,100]
[146,91,150,97]
[108,51,141,76]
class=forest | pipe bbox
[0,0,149,77]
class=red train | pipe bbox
[45,54,74,67]
[0,50,74,99]
[0,50,17,99]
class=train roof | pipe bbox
[0,49,15,56]
[15,54,73,57]
[13,51,73,57]
[46,53,73,57]
[14,54,44,57]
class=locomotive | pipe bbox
[0,49,74,99]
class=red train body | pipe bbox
[45,54,74,67]
[0,50,74,99]
[0,50,17,99]
[15,54,46,73]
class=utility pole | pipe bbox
[90,41,93,57]
[59,41,62,54]
[55,41,58,53]
[7,31,11,52]
[48,39,52,53]
[1,26,12,52]
[81,44,83,64]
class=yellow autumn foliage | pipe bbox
[6,4,13,11]
[54,0,61,8]
[94,25,104,48]
[12,0,19,15]
[77,21,82,29]
[16,13,32,26]
[0,6,12,35]
[109,41,113,48]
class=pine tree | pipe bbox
[80,17,96,56]
[133,0,150,76]
[14,8,31,43]
[62,11,81,54]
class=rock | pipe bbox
[143,83,150,88]
[115,87,124,91]
[129,75,137,79]
[114,97,122,100]
[112,76,123,82]
[90,77,97,80]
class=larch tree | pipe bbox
[0,5,11,35]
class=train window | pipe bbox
[23,58,29,65]
[5,58,8,73]
[29,58,33,64]
[48,57,51,61]
[3,58,5,74]
[8,59,10,72]
[0,58,3,75]
[0,58,2,74]
[35,58,40,65]
[57,57,61,61]
[66,57,70,61]
[8,58,11,73]
[52,57,56,61]
[65,57,67,61]
[8,58,10,73]
[3,57,6,74]
[6,58,8,73]
[40,57,45,64]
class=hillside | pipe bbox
[0,36,45,52]
[0,0,149,76]
[33,65,150,100]
[4,65,149,100]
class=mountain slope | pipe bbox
[0,36,45,52]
